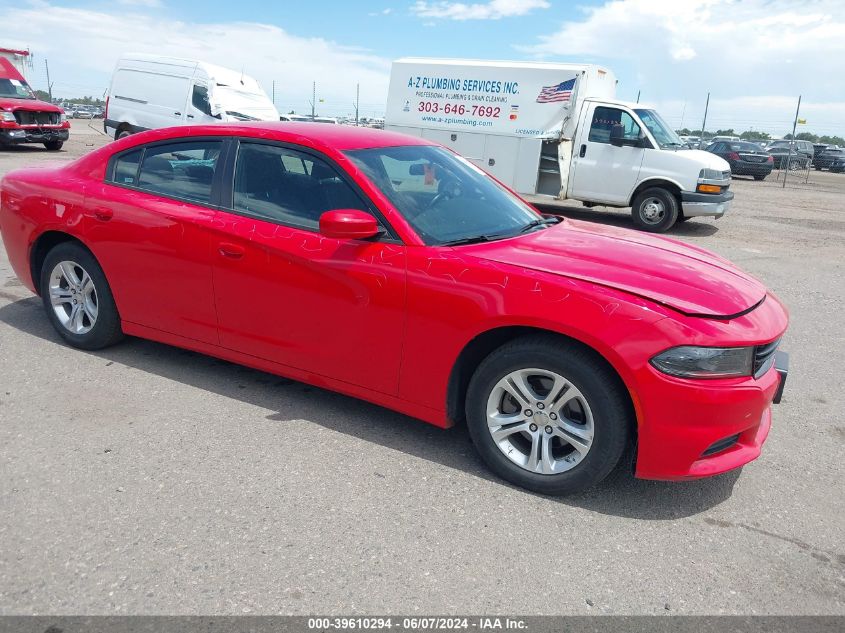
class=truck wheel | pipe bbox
[116,127,132,141]
[44,141,64,151]
[631,187,678,232]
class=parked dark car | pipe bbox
[707,141,774,180]
[829,154,845,173]
[767,147,810,171]
[813,144,830,166]
[814,148,845,171]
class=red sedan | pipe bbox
[0,123,788,494]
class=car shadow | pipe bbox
[534,204,720,237]
[0,295,740,521]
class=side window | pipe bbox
[111,149,142,186]
[136,140,223,204]
[191,85,212,116]
[233,143,368,230]
[588,107,640,144]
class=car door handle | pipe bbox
[93,208,113,221]
[218,242,245,259]
[187,114,194,119]
[174,111,182,116]
[579,144,587,158]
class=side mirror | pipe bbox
[609,123,625,147]
[319,209,381,240]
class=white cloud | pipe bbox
[412,0,549,20]
[0,3,391,117]
[521,0,845,135]
[117,0,163,7]
[368,8,394,16]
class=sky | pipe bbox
[2,0,844,136]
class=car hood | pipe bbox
[0,97,62,113]
[461,220,767,318]
[674,148,730,172]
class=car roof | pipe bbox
[120,122,433,152]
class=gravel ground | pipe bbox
[1,125,843,615]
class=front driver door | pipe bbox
[569,104,646,205]
[210,141,406,396]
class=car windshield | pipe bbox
[345,145,543,245]
[0,78,36,100]
[634,109,685,148]
[728,142,763,151]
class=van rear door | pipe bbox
[568,101,645,204]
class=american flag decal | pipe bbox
[536,78,576,103]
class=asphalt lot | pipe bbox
[1,124,843,615]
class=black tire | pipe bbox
[44,141,63,151]
[116,127,132,141]
[631,187,679,232]
[675,213,691,223]
[465,336,633,495]
[39,241,124,350]
[753,175,766,181]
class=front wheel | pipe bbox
[465,336,633,495]
[631,187,679,232]
[40,242,124,350]
[44,141,63,151]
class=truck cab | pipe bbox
[563,98,733,231]
[0,58,70,151]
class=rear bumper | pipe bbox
[681,190,734,218]
[635,351,788,481]
[732,163,774,176]
[0,127,69,145]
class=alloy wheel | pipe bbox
[485,368,595,475]
[48,260,98,334]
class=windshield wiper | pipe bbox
[520,216,562,233]
[440,235,497,246]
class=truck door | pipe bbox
[569,103,645,205]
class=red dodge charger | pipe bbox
[0,123,789,494]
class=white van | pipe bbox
[385,58,733,232]
[105,54,279,140]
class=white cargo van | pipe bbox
[385,58,733,232]
[105,54,279,140]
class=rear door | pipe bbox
[569,103,645,204]
[209,140,407,395]
[84,138,227,343]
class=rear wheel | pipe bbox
[753,175,766,181]
[631,187,679,232]
[116,127,132,141]
[465,336,632,495]
[44,141,63,151]
[40,242,124,350]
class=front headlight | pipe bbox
[60,113,67,123]
[1,111,16,122]
[699,168,725,180]
[650,346,753,379]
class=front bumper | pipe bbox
[681,190,734,218]
[0,127,70,145]
[635,350,789,481]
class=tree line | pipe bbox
[675,128,845,146]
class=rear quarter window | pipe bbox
[111,149,142,186]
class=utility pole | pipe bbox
[354,83,360,126]
[44,59,53,102]
[311,81,316,119]
[783,95,802,189]
[699,92,710,149]
[636,90,640,103]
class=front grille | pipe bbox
[702,433,741,457]
[753,339,780,378]
[13,110,60,125]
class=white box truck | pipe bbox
[105,54,280,140]
[385,58,733,232]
